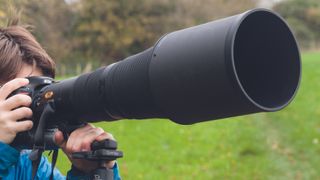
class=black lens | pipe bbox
[44,9,300,125]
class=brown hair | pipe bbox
[0,19,55,84]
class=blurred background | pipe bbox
[0,0,319,179]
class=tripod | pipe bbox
[72,139,123,180]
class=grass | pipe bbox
[52,51,320,179]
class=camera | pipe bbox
[11,9,301,149]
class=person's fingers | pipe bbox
[70,127,104,152]
[0,78,29,100]
[7,107,33,121]
[54,130,66,148]
[78,128,105,151]
[95,132,115,142]
[107,161,116,169]
[12,120,33,133]
[67,124,93,140]
[66,124,94,152]
[3,94,32,111]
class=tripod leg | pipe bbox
[90,167,113,180]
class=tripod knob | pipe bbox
[91,139,117,150]
[72,139,123,161]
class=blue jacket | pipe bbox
[0,141,120,180]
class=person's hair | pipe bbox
[0,18,55,84]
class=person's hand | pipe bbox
[0,78,33,144]
[54,124,116,173]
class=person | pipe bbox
[0,20,120,179]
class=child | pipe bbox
[0,20,120,179]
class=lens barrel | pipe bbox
[45,9,301,124]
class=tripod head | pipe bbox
[72,139,123,180]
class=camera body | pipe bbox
[10,76,84,149]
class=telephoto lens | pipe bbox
[38,8,301,125]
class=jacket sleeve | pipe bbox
[16,151,66,180]
[0,141,121,180]
[0,141,120,180]
[67,162,121,180]
[0,141,20,177]
[0,141,65,180]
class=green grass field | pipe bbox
[53,52,320,179]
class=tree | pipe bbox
[0,0,75,63]
[0,0,259,75]
[273,0,320,49]
[70,0,177,64]
[173,0,258,26]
